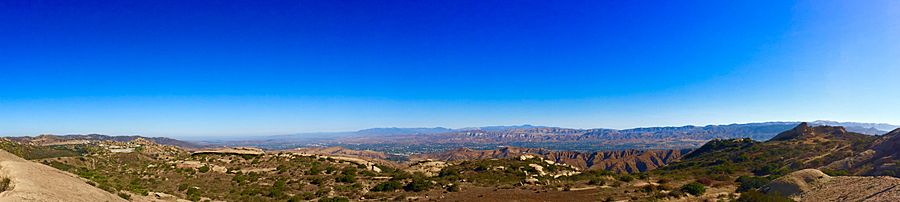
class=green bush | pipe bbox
[269,179,286,198]
[618,175,634,182]
[371,181,403,192]
[753,164,786,176]
[177,183,189,191]
[336,174,356,183]
[680,182,706,196]
[117,192,131,200]
[736,176,770,192]
[404,179,433,192]
[186,187,201,201]
[197,165,210,173]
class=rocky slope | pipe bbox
[411,146,687,173]
[831,128,900,176]
[0,149,124,202]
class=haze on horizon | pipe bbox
[2,1,899,137]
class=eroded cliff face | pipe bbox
[411,146,686,173]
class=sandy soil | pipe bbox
[0,149,125,202]
[768,169,900,202]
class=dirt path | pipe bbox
[0,149,125,202]
[802,145,846,164]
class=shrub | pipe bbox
[680,182,706,196]
[309,177,324,185]
[371,181,403,192]
[737,190,793,202]
[117,192,131,200]
[186,187,201,201]
[753,164,786,176]
[657,178,671,184]
[736,176,770,192]
[177,183,189,191]
[618,175,634,182]
[318,197,350,202]
[288,194,303,202]
[588,178,605,185]
[404,179,433,192]
[446,183,460,192]
[336,174,356,183]
[636,172,649,180]
[269,179,286,198]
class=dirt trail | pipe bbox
[0,149,125,202]
[802,145,846,164]
[766,169,900,202]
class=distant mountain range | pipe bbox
[214,121,896,151]
[9,121,897,152]
[293,121,896,140]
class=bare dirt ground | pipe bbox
[797,175,900,202]
[0,149,125,202]
[768,169,900,202]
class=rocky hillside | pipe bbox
[0,149,124,202]
[663,123,880,176]
[412,146,687,173]
[829,128,900,176]
[6,134,201,149]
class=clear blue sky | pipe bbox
[2,0,898,137]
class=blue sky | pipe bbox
[1,0,899,137]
